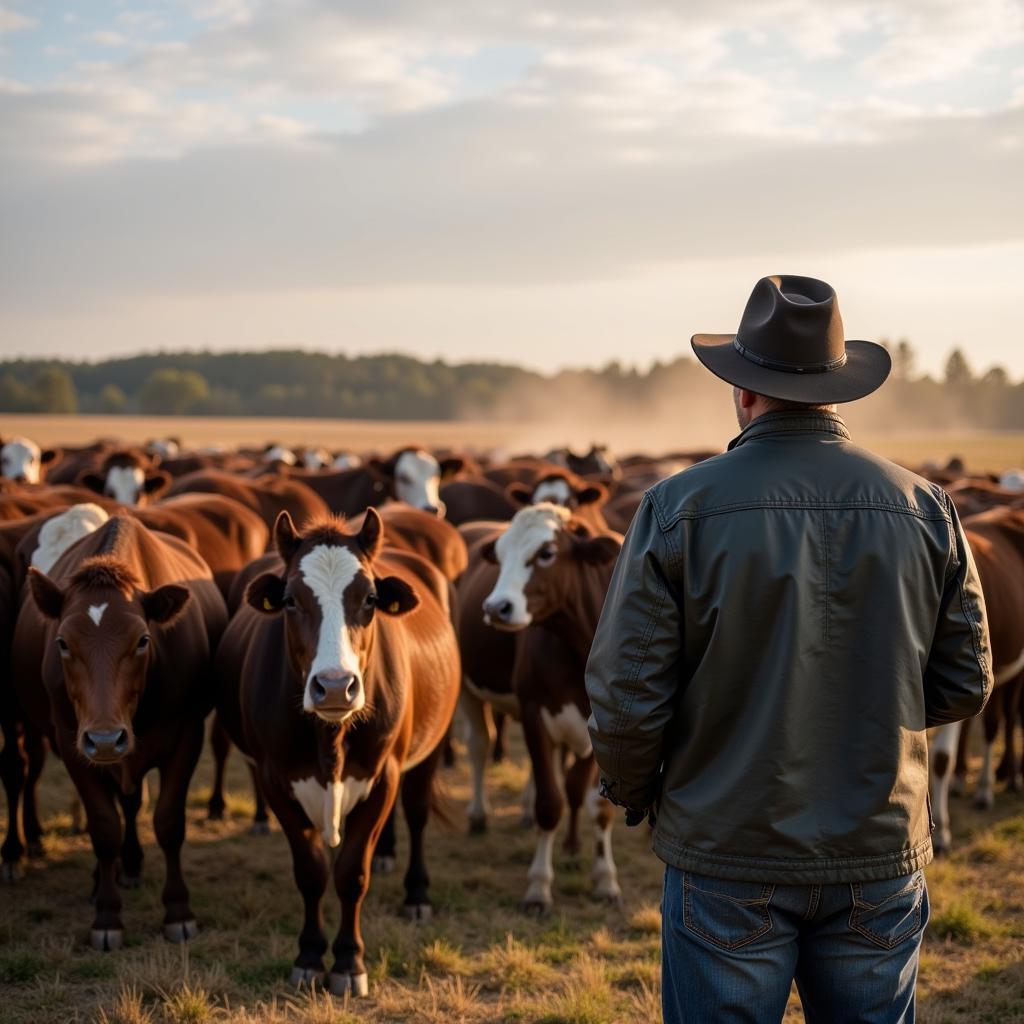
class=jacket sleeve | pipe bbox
[585,491,682,809]
[923,497,993,727]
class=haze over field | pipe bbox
[0,1,1022,378]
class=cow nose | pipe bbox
[422,504,440,515]
[83,729,130,761]
[311,670,361,711]
[484,598,514,623]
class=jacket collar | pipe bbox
[727,410,851,451]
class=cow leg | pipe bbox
[588,784,622,903]
[0,728,27,881]
[329,762,401,999]
[372,807,398,874]
[21,728,47,857]
[493,711,508,763]
[930,721,961,853]
[442,724,456,768]
[154,725,203,942]
[996,677,1023,789]
[249,765,271,835]
[520,767,536,828]
[974,699,1001,811]
[117,784,145,888]
[460,688,492,834]
[562,751,593,857]
[399,746,443,920]
[951,716,970,797]
[521,707,561,912]
[207,713,230,821]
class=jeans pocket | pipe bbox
[682,872,775,951]
[849,872,926,950]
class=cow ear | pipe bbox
[28,568,65,620]
[506,483,533,506]
[439,456,464,480]
[40,447,61,466]
[274,511,302,562]
[141,583,191,626]
[480,538,498,564]
[246,573,286,614]
[576,484,607,507]
[142,470,171,498]
[358,506,384,559]
[375,576,419,616]
[78,472,106,494]
[571,534,621,565]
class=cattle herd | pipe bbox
[0,432,1022,998]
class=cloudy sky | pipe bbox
[1,0,1022,377]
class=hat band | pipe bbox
[733,337,848,374]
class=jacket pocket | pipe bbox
[682,872,775,951]
[849,872,925,950]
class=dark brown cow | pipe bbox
[214,510,460,996]
[946,479,1024,519]
[440,477,519,527]
[12,516,227,945]
[507,471,609,531]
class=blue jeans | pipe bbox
[661,864,929,1023]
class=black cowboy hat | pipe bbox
[691,275,891,403]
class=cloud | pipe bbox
[0,5,33,35]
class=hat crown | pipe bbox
[736,275,846,371]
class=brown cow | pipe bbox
[12,516,227,946]
[214,510,460,996]
[79,449,171,506]
[0,438,61,484]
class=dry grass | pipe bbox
[1,717,1022,1024]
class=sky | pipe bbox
[0,0,1022,379]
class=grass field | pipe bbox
[1,721,1022,1024]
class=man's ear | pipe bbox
[358,506,384,559]
[480,538,498,564]
[246,573,287,614]
[274,511,302,562]
[142,470,171,499]
[439,456,464,480]
[506,483,533,507]
[571,534,621,566]
[141,583,192,626]
[375,576,419,616]
[78,471,106,494]
[40,448,61,467]
[28,567,65,620]
[576,484,607,507]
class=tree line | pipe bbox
[0,343,1020,429]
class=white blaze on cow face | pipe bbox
[393,450,444,514]
[298,544,365,718]
[532,478,573,506]
[265,445,297,465]
[485,503,570,629]
[333,452,362,469]
[1,437,42,482]
[150,439,179,460]
[31,503,109,574]
[291,774,374,848]
[302,449,328,471]
[999,469,1024,492]
[88,603,109,627]
[105,466,146,505]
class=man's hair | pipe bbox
[758,395,837,414]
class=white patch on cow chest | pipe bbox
[88,603,109,627]
[995,648,1024,686]
[106,465,145,505]
[533,478,572,506]
[291,775,374,848]
[540,703,593,759]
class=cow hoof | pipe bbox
[401,903,432,922]
[289,966,324,988]
[207,807,225,822]
[90,928,124,951]
[468,816,487,835]
[594,890,624,907]
[973,794,995,811]
[163,919,199,943]
[520,898,552,915]
[372,855,397,874]
[27,840,45,859]
[249,820,271,836]
[328,971,369,998]
[1,861,23,884]
[949,777,965,798]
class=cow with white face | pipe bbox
[264,445,297,467]
[1,437,59,484]
[477,503,622,910]
[370,448,456,516]
[80,451,171,507]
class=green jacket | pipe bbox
[586,410,992,883]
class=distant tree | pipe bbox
[891,339,917,381]
[97,384,128,414]
[33,367,78,413]
[980,365,1009,388]
[944,348,973,388]
[0,372,35,412]
[138,369,209,415]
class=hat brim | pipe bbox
[690,335,891,404]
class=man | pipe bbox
[585,275,992,1024]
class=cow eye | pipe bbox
[364,592,377,610]
[536,544,557,567]
[56,636,70,656]
[136,634,151,654]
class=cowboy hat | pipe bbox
[691,275,891,403]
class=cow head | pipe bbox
[301,447,332,471]
[28,557,191,764]
[507,472,607,512]
[80,450,171,506]
[368,448,463,516]
[246,508,419,723]
[1,437,60,483]
[481,503,620,630]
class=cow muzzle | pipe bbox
[81,727,131,763]
[310,670,363,719]
[482,595,531,631]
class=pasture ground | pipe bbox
[1,722,1022,1024]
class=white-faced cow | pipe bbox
[80,450,171,507]
[1,437,60,484]
[214,509,460,997]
